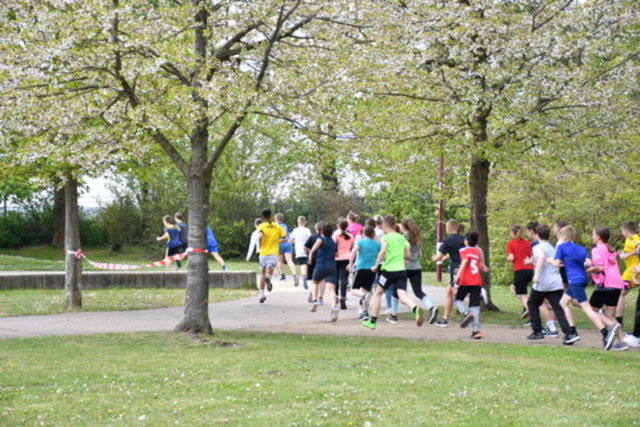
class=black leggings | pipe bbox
[406,269,425,300]
[336,260,350,299]
[527,289,570,334]
[633,290,640,338]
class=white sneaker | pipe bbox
[624,333,640,348]
[612,342,629,351]
[330,307,339,322]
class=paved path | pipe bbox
[0,279,615,349]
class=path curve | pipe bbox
[0,279,614,349]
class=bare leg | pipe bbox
[616,289,628,319]
[518,294,528,310]
[276,255,285,278]
[560,294,576,327]
[443,285,456,319]
[327,282,338,307]
[284,253,297,276]
[603,305,624,340]
[578,301,607,330]
[397,289,416,310]
[211,252,226,268]
[318,281,326,300]
[369,285,385,318]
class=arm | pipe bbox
[476,246,489,272]
[506,242,515,262]
[156,231,169,242]
[454,258,468,284]
[348,244,360,272]
[308,238,323,264]
[532,252,545,284]
[372,241,388,272]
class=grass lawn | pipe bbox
[0,288,256,318]
[0,245,262,273]
[0,331,638,426]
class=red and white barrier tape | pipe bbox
[65,248,207,270]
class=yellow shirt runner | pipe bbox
[258,221,286,256]
[622,233,640,285]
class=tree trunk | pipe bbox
[174,163,213,335]
[63,172,82,310]
[469,155,499,311]
[52,178,65,246]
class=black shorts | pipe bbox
[353,269,376,291]
[312,265,337,284]
[590,289,622,309]
[295,256,308,266]
[307,263,315,280]
[514,269,534,295]
[167,246,181,257]
[559,267,568,286]
[378,270,407,291]
[455,286,482,306]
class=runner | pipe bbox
[334,219,354,310]
[401,218,438,324]
[246,218,262,262]
[275,213,299,285]
[174,212,188,255]
[454,231,484,339]
[290,216,312,290]
[506,224,534,319]
[257,209,286,304]
[346,211,364,239]
[349,226,381,320]
[308,223,340,322]
[305,222,325,305]
[156,215,182,270]
[362,215,425,330]
[432,219,466,327]
[206,225,228,271]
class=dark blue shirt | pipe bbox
[315,236,337,269]
[555,241,589,286]
[166,228,182,249]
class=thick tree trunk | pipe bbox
[469,155,499,311]
[63,173,82,310]
[52,178,65,246]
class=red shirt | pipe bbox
[459,247,483,286]
[506,238,533,271]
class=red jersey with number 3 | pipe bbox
[459,246,483,286]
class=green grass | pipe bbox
[0,331,638,426]
[0,245,262,272]
[0,288,255,318]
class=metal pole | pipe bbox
[436,155,444,283]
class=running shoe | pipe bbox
[330,307,339,322]
[563,333,581,345]
[624,333,640,348]
[604,323,620,350]
[612,342,629,351]
[543,327,559,338]
[310,301,318,312]
[265,276,273,292]
[340,298,347,310]
[222,265,229,272]
[428,306,439,325]
[415,307,425,327]
[435,318,449,328]
[460,312,473,328]
[259,296,266,304]
[293,275,299,287]
[520,308,530,319]
[386,315,399,324]
[358,311,370,321]
[280,274,286,281]
[471,330,482,339]
[527,331,545,340]
[362,319,376,330]
[318,298,324,305]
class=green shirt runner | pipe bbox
[381,232,409,272]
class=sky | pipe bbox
[78,176,117,208]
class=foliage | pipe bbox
[1,331,639,425]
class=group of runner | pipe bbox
[249,209,640,350]
[504,220,640,350]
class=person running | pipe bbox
[587,226,628,350]
[374,215,385,240]
[551,226,620,349]
[526,221,540,248]
[618,221,640,328]
[553,220,569,289]
[346,211,364,239]
[305,222,325,305]
[275,213,299,285]
[334,219,354,310]
[174,212,189,255]
[506,224,534,319]
[290,216,312,290]
[246,218,262,262]
[206,225,228,271]
[402,218,438,324]
[454,231,484,339]
[308,223,340,322]
[526,224,571,341]
[257,209,286,304]
[362,215,425,330]
[348,225,381,320]
[156,215,183,270]
[432,219,466,327]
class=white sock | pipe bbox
[259,289,265,297]
[422,296,434,309]
[547,320,557,332]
